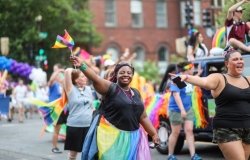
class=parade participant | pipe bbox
[225,0,250,52]
[48,63,67,154]
[170,48,250,160]
[187,31,208,62]
[64,68,95,160]
[12,79,28,123]
[167,62,202,160]
[70,56,160,160]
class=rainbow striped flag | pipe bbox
[30,91,68,125]
[52,29,74,50]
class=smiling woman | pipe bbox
[170,48,250,160]
[70,55,160,160]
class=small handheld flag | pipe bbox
[52,29,75,51]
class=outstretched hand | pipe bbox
[169,73,186,82]
[70,55,84,68]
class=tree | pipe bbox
[0,0,102,67]
[215,0,250,27]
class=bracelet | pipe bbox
[183,75,189,81]
[79,63,88,71]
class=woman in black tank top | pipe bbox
[169,48,250,160]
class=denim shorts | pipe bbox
[213,128,250,144]
[169,108,194,125]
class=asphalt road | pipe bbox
[0,113,224,160]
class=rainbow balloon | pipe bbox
[212,27,226,48]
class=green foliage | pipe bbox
[0,0,102,66]
[136,61,160,84]
[216,0,250,27]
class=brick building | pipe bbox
[89,0,224,72]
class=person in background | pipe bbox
[64,68,95,160]
[170,48,250,160]
[48,63,67,154]
[187,31,208,62]
[225,0,250,52]
[71,55,160,160]
[167,62,202,160]
[12,79,28,123]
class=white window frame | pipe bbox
[193,0,201,26]
[212,0,225,8]
[156,0,167,28]
[131,0,143,28]
[180,1,186,28]
[105,0,116,27]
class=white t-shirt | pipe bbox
[14,85,27,103]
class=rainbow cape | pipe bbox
[52,29,75,50]
[191,86,208,128]
[144,92,170,128]
[30,91,68,126]
[144,87,208,129]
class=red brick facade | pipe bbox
[89,0,222,62]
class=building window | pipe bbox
[193,0,201,26]
[105,0,116,27]
[180,1,186,28]
[134,46,145,61]
[131,0,143,28]
[156,0,167,28]
[158,46,168,61]
[106,46,119,61]
[212,0,224,8]
[157,46,169,75]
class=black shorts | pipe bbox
[57,111,68,125]
[64,126,89,152]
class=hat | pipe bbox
[104,59,115,67]
[236,6,245,12]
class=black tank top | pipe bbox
[214,74,250,128]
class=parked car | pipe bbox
[155,54,250,154]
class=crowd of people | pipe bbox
[1,1,250,160]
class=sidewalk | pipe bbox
[0,114,80,160]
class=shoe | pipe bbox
[52,147,62,153]
[167,154,177,160]
[191,153,202,160]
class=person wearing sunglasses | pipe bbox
[225,0,250,53]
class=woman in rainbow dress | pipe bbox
[70,56,159,160]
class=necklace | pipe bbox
[118,85,132,99]
[227,73,241,78]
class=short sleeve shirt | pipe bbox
[225,19,250,43]
[168,82,192,112]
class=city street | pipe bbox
[0,114,224,160]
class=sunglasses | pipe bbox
[235,10,243,13]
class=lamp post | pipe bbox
[34,15,43,68]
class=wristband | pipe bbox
[79,63,88,71]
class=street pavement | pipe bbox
[0,113,224,160]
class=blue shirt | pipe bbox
[168,82,192,112]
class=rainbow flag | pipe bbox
[52,29,75,50]
[30,91,68,126]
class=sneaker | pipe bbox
[167,154,177,160]
[52,147,62,153]
[191,153,202,160]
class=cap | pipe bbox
[236,6,245,12]
[104,59,115,67]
